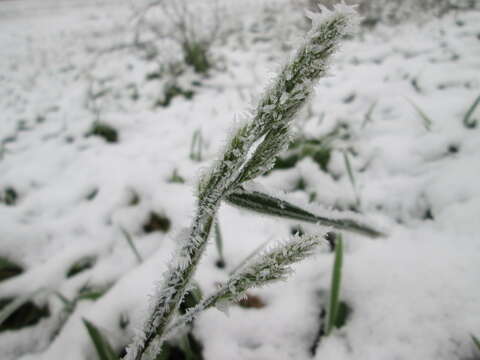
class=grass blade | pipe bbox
[53,291,76,313]
[165,234,326,338]
[361,100,378,129]
[325,234,343,336]
[53,291,71,306]
[214,219,226,268]
[83,318,118,360]
[121,228,143,264]
[0,289,47,327]
[473,334,480,351]
[463,95,480,129]
[123,6,358,359]
[189,129,203,162]
[0,256,23,282]
[154,344,172,360]
[342,150,360,208]
[226,188,383,238]
[407,98,433,131]
[178,335,198,360]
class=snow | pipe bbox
[0,0,480,359]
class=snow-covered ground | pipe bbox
[0,1,479,359]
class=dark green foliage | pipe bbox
[143,212,171,233]
[146,72,162,81]
[290,225,304,236]
[179,284,202,315]
[0,187,18,206]
[173,285,204,360]
[183,41,210,74]
[473,335,480,352]
[0,257,23,282]
[177,333,203,360]
[87,122,118,143]
[310,301,351,356]
[119,314,129,330]
[463,95,480,129]
[0,297,49,332]
[83,318,119,360]
[214,221,225,269]
[121,229,143,264]
[77,284,111,302]
[423,208,434,220]
[325,234,343,335]
[294,176,307,191]
[155,335,203,360]
[334,301,351,329]
[55,284,111,319]
[226,188,383,238]
[360,17,380,28]
[128,191,141,206]
[190,130,203,162]
[273,138,331,172]
[54,291,75,313]
[156,344,173,360]
[311,235,350,355]
[156,84,194,107]
[168,169,185,184]
[66,256,97,278]
[343,93,356,104]
[86,188,99,201]
[447,144,459,154]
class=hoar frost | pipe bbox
[124,4,357,359]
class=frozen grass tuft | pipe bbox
[123,4,361,360]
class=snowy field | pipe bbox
[1,0,480,359]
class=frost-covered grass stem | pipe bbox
[163,234,328,339]
[124,5,357,360]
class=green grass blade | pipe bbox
[178,335,198,360]
[198,131,202,162]
[53,291,76,313]
[342,150,360,207]
[472,335,480,351]
[0,256,23,282]
[463,95,480,129]
[121,228,143,264]
[343,151,356,188]
[83,318,118,360]
[53,291,71,306]
[168,169,185,184]
[361,100,378,129]
[78,289,108,302]
[179,282,203,314]
[226,188,383,238]
[407,98,433,131]
[189,129,203,162]
[0,289,46,327]
[325,234,343,336]
[214,219,225,267]
[154,344,172,360]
